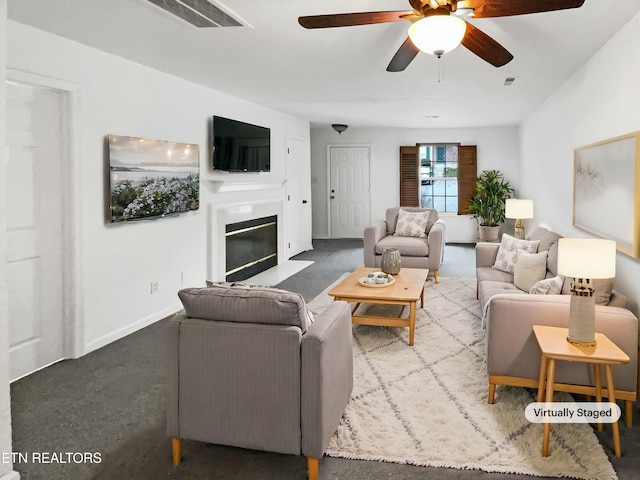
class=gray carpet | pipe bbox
[10,240,640,479]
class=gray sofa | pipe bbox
[167,283,353,480]
[364,207,445,282]
[476,227,638,426]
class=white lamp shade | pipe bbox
[505,199,533,219]
[408,15,467,56]
[557,238,616,279]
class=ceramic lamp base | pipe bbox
[567,283,596,347]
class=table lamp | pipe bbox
[557,238,616,346]
[505,199,533,239]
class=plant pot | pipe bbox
[478,225,500,243]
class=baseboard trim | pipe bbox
[84,304,181,355]
[0,470,21,480]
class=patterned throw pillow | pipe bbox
[393,209,430,238]
[492,233,541,274]
[530,275,564,295]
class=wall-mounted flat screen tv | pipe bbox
[108,134,200,223]
[212,116,270,172]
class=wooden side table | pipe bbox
[533,325,630,457]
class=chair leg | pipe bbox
[488,383,496,404]
[172,437,182,466]
[625,400,633,427]
[307,457,319,480]
[430,269,439,283]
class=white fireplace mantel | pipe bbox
[203,177,286,194]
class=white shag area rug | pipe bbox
[307,276,617,480]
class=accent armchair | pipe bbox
[166,283,353,479]
[364,207,445,282]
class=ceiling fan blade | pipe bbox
[458,0,585,18]
[298,11,415,29]
[461,22,513,67]
[386,37,420,72]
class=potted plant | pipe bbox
[469,170,513,242]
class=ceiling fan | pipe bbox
[298,0,586,72]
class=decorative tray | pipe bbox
[358,274,395,288]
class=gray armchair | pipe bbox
[364,207,445,282]
[166,284,353,480]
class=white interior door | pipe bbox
[6,81,65,381]
[329,146,371,238]
[286,136,312,257]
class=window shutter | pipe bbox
[457,145,477,215]
[399,146,419,207]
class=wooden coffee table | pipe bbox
[327,266,428,346]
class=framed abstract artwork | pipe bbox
[573,131,640,258]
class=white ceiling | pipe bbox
[7,0,640,129]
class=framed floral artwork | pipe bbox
[573,131,640,258]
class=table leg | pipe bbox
[604,365,622,457]
[594,364,603,432]
[420,286,425,309]
[537,355,548,403]
[409,301,416,346]
[542,358,556,457]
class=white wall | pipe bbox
[7,20,310,356]
[520,11,640,314]
[310,126,520,242]
[1,7,21,480]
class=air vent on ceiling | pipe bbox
[147,0,248,28]
[503,76,517,86]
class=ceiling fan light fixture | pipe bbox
[331,124,348,135]
[408,15,467,57]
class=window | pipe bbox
[419,144,459,213]
[399,144,476,214]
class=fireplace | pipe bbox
[208,199,285,283]
[225,215,278,282]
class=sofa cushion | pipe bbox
[546,242,560,276]
[178,285,310,333]
[528,227,562,253]
[376,234,429,257]
[528,226,563,274]
[394,209,431,238]
[476,266,514,284]
[478,280,523,310]
[530,275,564,295]
[492,233,541,274]
[513,250,548,292]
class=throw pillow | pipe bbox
[211,280,317,324]
[529,275,564,295]
[514,249,548,292]
[492,233,541,274]
[561,277,614,305]
[180,285,310,332]
[592,278,614,305]
[394,209,430,238]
